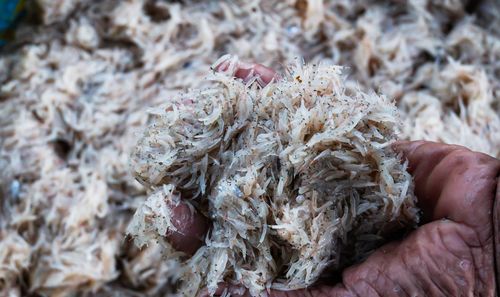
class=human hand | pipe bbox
[266,140,499,297]
[164,61,500,297]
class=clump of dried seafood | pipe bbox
[127,56,419,295]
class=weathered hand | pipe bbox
[164,61,500,297]
[267,141,499,297]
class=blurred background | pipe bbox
[0,0,499,296]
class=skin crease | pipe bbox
[164,61,500,297]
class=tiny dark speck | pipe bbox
[52,138,72,160]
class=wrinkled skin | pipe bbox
[165,61,500,297]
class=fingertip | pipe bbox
[392,140,426,156]
[392,140,428,172]
[213,56,279,87]
[253,63,279,86]
[167,201,209,255]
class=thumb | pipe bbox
[166,200,208,255]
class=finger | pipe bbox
[244,63,279,86]
[393,141,500,232]
[166,200,208,255]
[213,56,279,87]
[392,140,462,220]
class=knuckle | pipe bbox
[445,148,476,169]
[445,148,499,175]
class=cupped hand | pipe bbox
[165,61,500,297]
[271,141,499,297]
